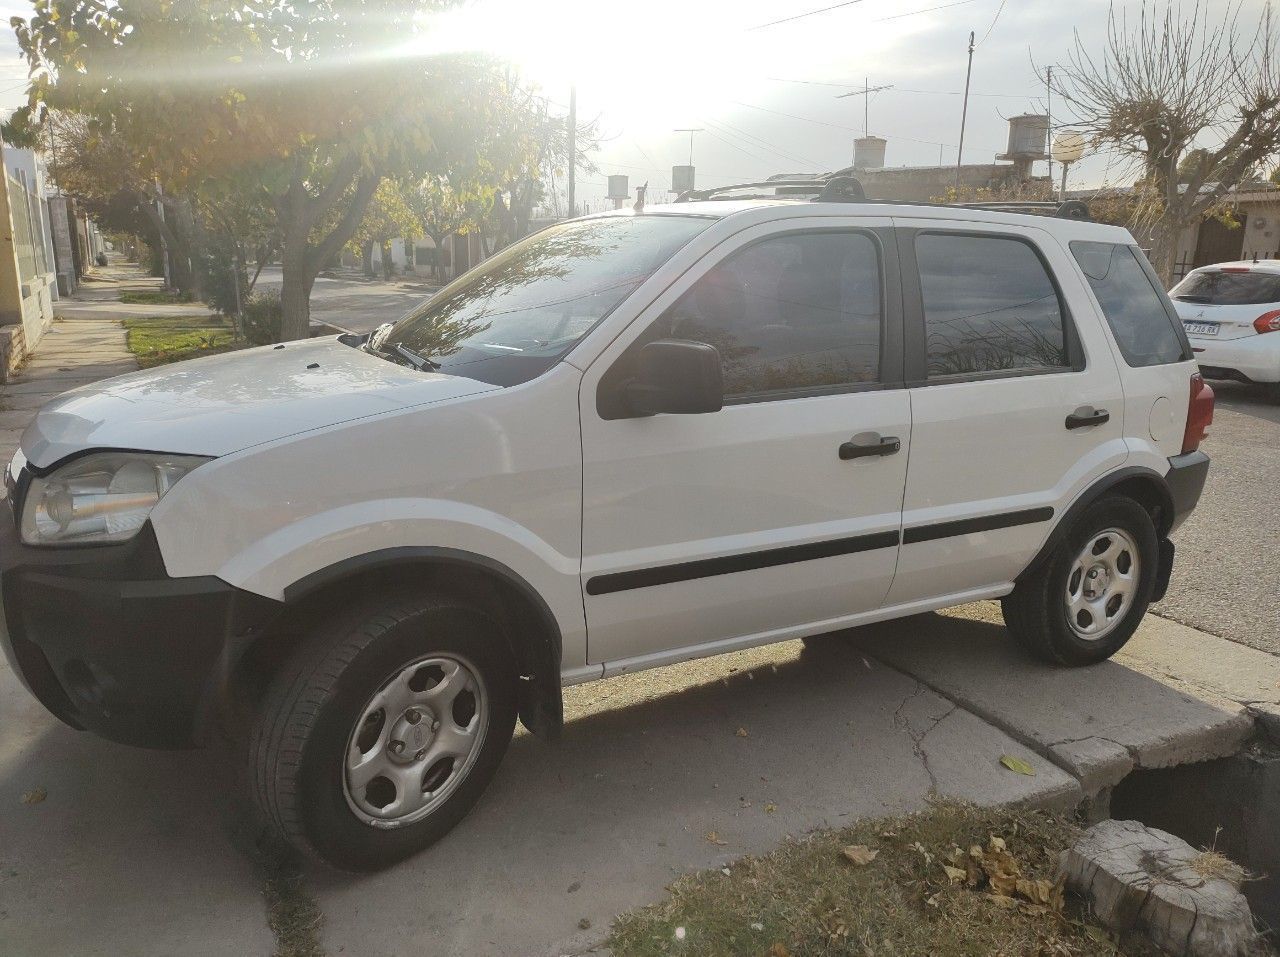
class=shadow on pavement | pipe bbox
[0,609,1247,957]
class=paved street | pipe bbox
[1162,382,1280,655]
[253,266,438,335]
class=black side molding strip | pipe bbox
[902,506,1054,545]
[586,506,1056,597]
[585,530,900,596]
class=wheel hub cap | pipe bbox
[1065,528,1140,641]
[342,653,488,828]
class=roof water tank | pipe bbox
[853,136,887,170]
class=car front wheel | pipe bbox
[249,590,517,871]
[1002,495,1158,666]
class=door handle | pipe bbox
[839,433,901,460]
[1065,406,1110,430]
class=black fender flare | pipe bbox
[281,547,564,739]
[1016,465,1174,590]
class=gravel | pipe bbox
[1158,381,1280,656]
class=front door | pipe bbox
[578,218,911,669]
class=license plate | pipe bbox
[1183,321,1219,336]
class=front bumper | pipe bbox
[0,514,280,749]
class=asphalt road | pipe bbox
[1160,380,1280,656]
[254,266,438,335]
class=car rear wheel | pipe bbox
[249,589,517,871]
[1002,496,1158,666]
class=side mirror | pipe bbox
[624,339,723,416]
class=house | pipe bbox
[1063,182,1280,281]
[0,144,60,379]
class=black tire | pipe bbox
[249,590,517,871]
[1001,495,1158,666]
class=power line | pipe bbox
[702,118,825,170]
[729,98,1003,153]
[766,77,1029,98]
[977,0,1009,45]
[746,0,865,31]
[877,0,977,22]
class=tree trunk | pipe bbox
[361,240,375,277]
[381,241,393,279]
[279,241,314,342]
[1147,219,1182,287]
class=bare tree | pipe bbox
[1052,1,1280,281]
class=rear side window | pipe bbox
[657,230,882,400]
[1171,269,1280,306]
[1071,242,1189,367]
[916,233,1071,377]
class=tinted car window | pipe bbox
[1072,241,1188,367]
[379,214,713,386]
[916,233,1069,377]
[1170,269,1280,306]
[656,231,882,399]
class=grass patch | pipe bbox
[118,290,195,305]
[262,862,326,957]
[123,315,248,368]
[609,801,1162,957]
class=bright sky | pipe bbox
[0,0,1270,211]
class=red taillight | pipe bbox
[1182,373,1214,454]
[1253,310,1280,334]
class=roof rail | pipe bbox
[672,177,1091,219]
[954,200,1092,221]
[673,178,833,202]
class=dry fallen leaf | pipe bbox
[764,802,778,814]
[705,830,728,846]
[943,864,968,884]
[771,943,791,957]
[841,844,879,866]
[20,788,46,805]
[999,755,1037,776]
[735,726,749,738]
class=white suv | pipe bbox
[0,181,1213,870]
[1170,259,1280,402]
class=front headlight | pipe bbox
[20,452,210,546]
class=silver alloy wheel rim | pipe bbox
[342,653,488,828]
[1065,527,1140,641]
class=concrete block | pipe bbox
[1062,819,1261,957]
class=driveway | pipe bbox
[1162,381,1280,655]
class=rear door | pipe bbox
[578,217,910,668]
[884,220,1127,606]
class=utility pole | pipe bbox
[1045,66,1053,190]
[836,79,893,136]
[674,128,704,166]
[955,30,975,189]
[566,84,576,218]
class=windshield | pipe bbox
[1171,269,1280,305]
[378,214,713,386]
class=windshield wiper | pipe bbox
[389,342,441,371]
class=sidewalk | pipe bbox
[0,317,138,472]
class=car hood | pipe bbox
[21,337,500,468]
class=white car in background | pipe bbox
[1170,260,1280,402]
